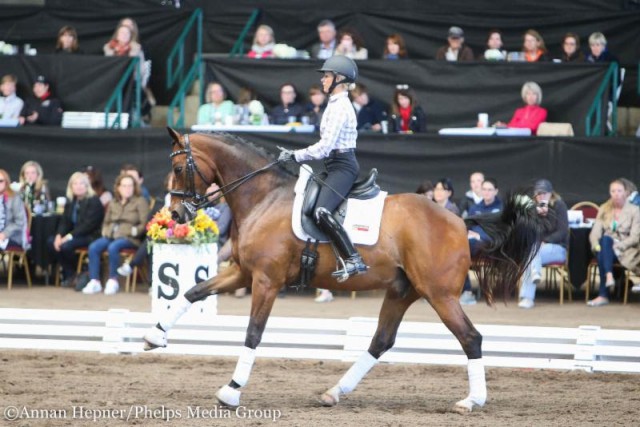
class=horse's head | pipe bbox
[167,127,217,223]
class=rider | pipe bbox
[278,56,369,281]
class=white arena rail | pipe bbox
[0,308,639,374]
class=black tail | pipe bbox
[465,193,545,305]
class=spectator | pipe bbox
[560,32,585,62]
[116,17,155,109]
[310,19,337,60]
[0,74,24,121]
[19,160,50,212]
[494,81,547,135]
[55,25,82,54]
[269,83,305,125]
[82,174,149,295]
[18,75,63,126]
[585,32,617,63]
[350,83,386,132]
[247,25,275,58]
[389,85,426,133]
[433,178,460,216]
[416,180,434,200]
[588,178,640,306]
[619,177,640,207]
[435,26,474,62]
[335,28,368,60]
[103,22,143,60]
[303,84,327,129]
[48,172,104,287]
[235,87,267,125]
[84,166,113,208]
[518,179,568,309]
[0,169,27,250]
[459,171,485,218]
[383,33,408,60]
[482,29,506,61]
[197,82,235,125]
[522,29,550,62]
[120,163,150,203]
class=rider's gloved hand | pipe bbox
[277,146,296,163]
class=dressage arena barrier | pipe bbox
[1,308,640,374]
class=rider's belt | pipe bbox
[330,148,355,155]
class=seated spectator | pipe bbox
[82,173,149,295]
[482,29,506,61]
[433,178,460,216]
[310,19,337,60]
[0,74,24,121]
[588,178,640,307]
[518,179,568,309]
[55,25,82,54]
[494,81,547,135]
[351,83,386,132]
[303,84,326,129]
[197,82,235,125]
[335,28,368,60]
[389,85,426,133]
[459,171,485,218]
[120,163,150,203]
[248,25,275,58]
[619,177,640,207]
[416,180,434,200]
[84,166,113,207]
[560,32,585,63]
[383,33,408,60]
[235,87,268,125]
[269,83,305,125]
[522,29,550,62]
[48,172,104,287]
[585,32,617,63]
[435,26,474,62]
[19,75,63,126]
[0,169,27,250]
[19,160,50,212]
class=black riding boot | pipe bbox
[315,207,369,282]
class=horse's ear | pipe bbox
[167,127,183,147]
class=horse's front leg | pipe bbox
[215,270,281,407]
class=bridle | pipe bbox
[169,133,279,218]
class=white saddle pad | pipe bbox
[291,165,387,246]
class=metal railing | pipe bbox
[228,9,260,57]
[103,57,141,129]
[585,62,619,137]
[167,8,203,128]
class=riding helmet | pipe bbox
[317,56,358,83]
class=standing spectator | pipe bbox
[247,25,275,58]
[103,23,143,60]
[310,19,337,60]
[389,85,426,133]
[522,29,550,62]
[585,32,618,63]
[350,83,386,132]
[335,28,368,60]
[197,82,235,125]
[494,82,547,135]
[84,166,113,208]
[517,179,568,309]
[560,32,585,62]
[459,171,485,218]
[0,74,24,121]
[19,161,50,212]
[269,83,305,125]
[55,25,82,54]
[120,163,150,203]
[19,75,63,126]
[588,178,640,306]
[383,33,408,60]
[303,84,327,129]
[435,26,474,62]
[48,172,104,287]
[482,29,507,61]
[433,178,460,216]
[0,169,27,250]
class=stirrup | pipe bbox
[331,256,369,283]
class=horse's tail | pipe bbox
[465,193,544,305]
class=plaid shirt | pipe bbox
[294,91,357,162]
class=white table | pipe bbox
[438,127,532,136]
[191,124,316,133]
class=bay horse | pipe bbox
[143,128,542,413]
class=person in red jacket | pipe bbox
[495,81,547,135]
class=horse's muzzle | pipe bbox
[171,203,188,224]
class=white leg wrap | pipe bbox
[158,296,192,332]
[337,351,378,394]
[455,358,487,411]
[231,346,256,387]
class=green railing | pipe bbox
[104,57,141,129]
[585,62,619,137]
[167,8,203,128]
[228,9,260,57]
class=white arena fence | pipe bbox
[1,308,639,374]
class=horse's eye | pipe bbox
[174,166,183,174]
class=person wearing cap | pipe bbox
[277,56,369,281]
[435,26,474,62]
[517,179,568,309]
[18,75,63,126]
[0,74,24,121]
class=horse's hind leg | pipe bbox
[321,282,419,406]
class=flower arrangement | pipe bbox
[146,207,219,245]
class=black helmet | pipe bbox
[317,55,358,83]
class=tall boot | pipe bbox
[315,207,369,282]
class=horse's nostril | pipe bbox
[171,211,180,222]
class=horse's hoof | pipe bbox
[142,327,167,351]
[319,385,340,407]
[453,397,484,414]
[216,385,241,408]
